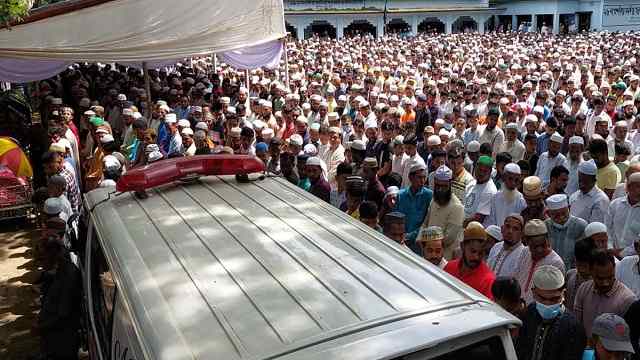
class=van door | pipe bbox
[85,223,117,360]
[111,292,145,360]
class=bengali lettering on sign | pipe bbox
[603,1,640,27]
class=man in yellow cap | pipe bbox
[417,226,447,269]
[444,221,495,299]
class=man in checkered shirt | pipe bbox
[43,151,81,214]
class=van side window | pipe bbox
[91,229,117,358]
[394,336,506,360]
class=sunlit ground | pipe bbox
[0,219,40,360]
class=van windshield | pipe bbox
[392,336,506,360]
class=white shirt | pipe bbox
[484,190,527,227]
[322,144,345,186]
[463,179,498,219]
[401,154,425,188]
[515,248,566,304]
[392,153,409,175]
[437,257,448,270]
[569,186,610,224]
[613,183,627,200]
[499,139,526,162]
[606,196,640,255]
[478,126,505,157]
[534,152,568,190]
[487,241,526,278]
[56,194,73,218]
[616,255,640,298]
[566,158,583,196]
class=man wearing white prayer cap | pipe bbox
[584,222,610,251]
[486,162,527,228]
[424,165,464,260]
[261,128,274,143]
[517,265,587,359]
[499,122,526,162]
[566,136,585,195]
[321,126,345,188]
[545,194,588,268]
[535,132,568,190]
[394,159,431,254]
[305,156,331,204]
[608,120,634,160]
[516,219,566,304]
[569,160,610,224]
[606,172,640,257]
[485,224,502,256]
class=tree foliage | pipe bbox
[0,0,31,24]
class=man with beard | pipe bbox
[444,221,496,300]
[478,107,504,158]
[486,163,527,227]
[535,132,568,190]
[545,165,570,197]
[566,136,585,196]
[544,194,588,268]
[418,226,448,269]
[424,165,464,260]
[515,219,566,304]
[575,250,636,339]
[463,155,497,226]
[321,126,345,188]
[521,176,546,224]
[488,214,526,278]
[499,122,526,162]
[607,120,635,158]
[569,160,610,223]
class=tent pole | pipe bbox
[212,53,217,74]
[143,62,153,119]
[283,38,290,90]
[245,69,250,90]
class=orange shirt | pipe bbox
[400,110,416,124]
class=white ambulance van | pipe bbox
[82,155,520,360]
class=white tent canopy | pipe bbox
[0,0,285,81]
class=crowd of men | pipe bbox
[27,30,640,359]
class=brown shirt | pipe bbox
[574,279,636,337]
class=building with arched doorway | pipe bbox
[284,0,638,39]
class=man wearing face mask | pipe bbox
[516,265,587,360]
[545,194,588,268]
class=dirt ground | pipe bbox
[0,219,41,360]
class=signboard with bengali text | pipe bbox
[603,0,640,28]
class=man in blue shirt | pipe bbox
[394,161,433,254]
[536,117,557,156]
[157,113,174,154]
